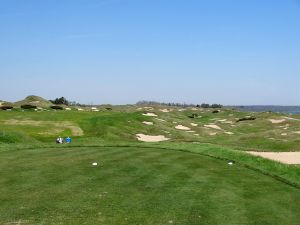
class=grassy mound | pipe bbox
[14,95,53,108]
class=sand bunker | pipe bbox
[142,121,153,125]
[142,113,157,117]
[248,151,300,164]
[136,134,169,142]
[269,119,286,124]
[204,124,222,130]
[155,118,166,122]
[4,119,84,136]
[190,123,198,127]
[175,125,191,131]
[159,109,171,113]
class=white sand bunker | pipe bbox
[175,125,191,130]
[142,121,153,125]
[159,109,171,113]
[190,123,198,127]
[248,151,300,164]
[155,118,166,122]
[269,119,286,124]
[142,113,157,117]
[136,134,169,142]
[204,124,222,130]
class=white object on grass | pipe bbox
[92,162,98,166]
[228,162,233,165]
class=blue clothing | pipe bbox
[66,137,71,143]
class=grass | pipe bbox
[1,145,300,225]
[1,106,300,224]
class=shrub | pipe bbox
[212,110,220,113]
[237,116,256,122]
[21,104,37,109]
[211,104,223,108]
[188,113,198,118]
[0,105,13,110]
[105,107,112,110]
[50,105,63,110]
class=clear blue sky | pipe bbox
[1,0,300,105]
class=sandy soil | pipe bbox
[142,113,157,117]
[269,119,286,124]
[142,121,153,125]
[224,131,234,135]
[204,124,222,130]
[159,109,171,113]
[190,123,198,127]
[248,151,300,164]
[209,133,217,136]
[175,125,191,130]
[136,134,169,142]
[155,118,166,122]
[294,131,300,134]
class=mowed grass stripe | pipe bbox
[1,146,300,225]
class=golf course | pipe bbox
[1,96,300,225]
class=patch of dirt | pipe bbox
[248,151,300,164]
[204,124,222,130]
[269,119,286,124]
[136,134,169,142]
[142,113,157,117]
[155,118,166,122]
[159,109,171,113]
[224,131,234,135]
[142,121,153,125]
[175,125,191,130]
[190,123,198,127]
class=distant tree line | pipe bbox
[136,101,222,108]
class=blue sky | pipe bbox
[0,0,300,105]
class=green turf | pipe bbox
[1,146,300,225]
[1,107,300,224]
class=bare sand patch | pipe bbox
[175,125,191,131]
[224,131,234,135]
[209,132,217,136]
[269,119,286,124]
[294,131,300,134]
[186,131,195,133]
[155,118,166,122]
[248,151,300,164]
[142,113,157,117]
[194,134,199,136]
[204,124,222,130]
[159,109,171,113]
[4,119,84,136]
[142,121,153,125]
[178,109,186,112]
[190,123,198,127]
[281,133,288,136]
[284,116,300,121]
[136,134,169,142]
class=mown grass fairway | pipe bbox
[1,146,300,225]
[1,104,300,224]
